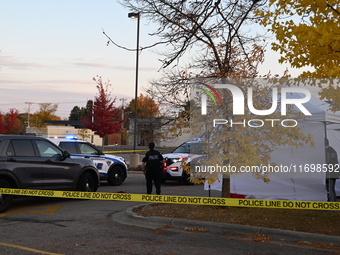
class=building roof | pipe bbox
[44,120,84,128]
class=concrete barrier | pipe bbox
[130,154,140,169]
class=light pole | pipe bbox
[128,12,140,153]
[129,12,140,169]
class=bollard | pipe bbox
[130,154,140,170]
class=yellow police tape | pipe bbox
[0,188,339,210]
[103,150,147,153]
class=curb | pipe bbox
[112,205,340,247]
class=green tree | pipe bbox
[69,106,85,121]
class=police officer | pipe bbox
[142,142,164,195]
[325,139,339,202]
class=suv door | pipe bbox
[35,139,78,188]
[2,139,45,188]
[59,141,108,173]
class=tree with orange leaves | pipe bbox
[127,93,160,145]
[128,93,159,119]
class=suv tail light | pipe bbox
[163,157,182,172]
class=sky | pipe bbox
[0,0,311,119]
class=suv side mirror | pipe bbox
[63,151,71,159]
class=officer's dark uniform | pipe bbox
[142,144,164,195]
[326,143,339,201]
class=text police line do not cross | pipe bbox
[0,188,339,210]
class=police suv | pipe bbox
[162,140,205,184]
[48,138,128,186]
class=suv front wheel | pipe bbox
[108,166,125,186]
[77,172,97,192]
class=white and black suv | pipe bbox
[48,138,128,186]
[0,135,100,213]
[162,140,205,184]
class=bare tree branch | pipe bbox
[119,0,267,130]
[102,29,169,52]
[327,3,340,15]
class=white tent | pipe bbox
[229,92,340,201]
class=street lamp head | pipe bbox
[128,12,139,19]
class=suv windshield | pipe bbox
[172,142,205,154]
[78,143,100,155]
[59,141,101,155]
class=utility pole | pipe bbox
[25,102,34,127]
[120,98,126,120]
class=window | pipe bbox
[36,140,62,158]
[59,142,78,154]
[6,143,15,156]
[9,140,35,157]
[173,143,191,153]
[79,143,98,155]
[172,142,205,154]
[190,143,206,154]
